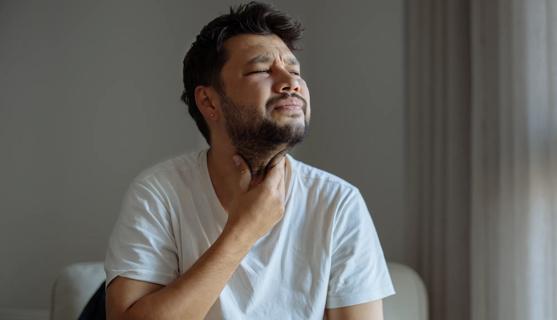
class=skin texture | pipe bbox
[106,34,383,320]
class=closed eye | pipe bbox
[245,70,301,76]
[247,70,270,75]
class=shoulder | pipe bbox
[112,150,207,233]
[289,155,361,202]
[132,149,205,188]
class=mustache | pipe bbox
[265,93,307,110]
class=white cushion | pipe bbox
[50,262,105,320]
[384,262,428,320]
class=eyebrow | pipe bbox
[246,53,300,66]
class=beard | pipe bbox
[219,92,309,175]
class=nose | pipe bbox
[272,68,301,94]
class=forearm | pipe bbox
[325,300,384,320]
[123,227,254,320]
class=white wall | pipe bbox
[0,0,404,311]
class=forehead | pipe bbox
[222,34,298,66]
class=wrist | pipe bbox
[218,223,256,256]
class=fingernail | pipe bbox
[232,155,241,167]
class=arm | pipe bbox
[325,300,384,320]
[107,227,253,320]
[107,157,286,320]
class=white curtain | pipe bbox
[407,0,557,319]
[470,0,557,319]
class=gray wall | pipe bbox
[297,0,405,262]
[0,0,404,311]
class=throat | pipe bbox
[241,147,289,180]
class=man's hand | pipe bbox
[224,154,286,245]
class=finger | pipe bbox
[278,162,286,200]
[233,154,251,191]
[263,158,285,190]
[267,149,288,170]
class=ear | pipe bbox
[194,86,221,122]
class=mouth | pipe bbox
[271,97,305,112]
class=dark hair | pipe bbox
[181,1,304,144]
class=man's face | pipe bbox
[216,34,311,159]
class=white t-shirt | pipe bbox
[105,149,394,319]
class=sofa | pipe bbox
[50,262,427,320]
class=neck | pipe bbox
[239,146,290,181]
[206,143,289,209]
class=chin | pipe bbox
[282,121,305,134]
[276,115,306,127]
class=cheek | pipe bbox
[236,79,270,105]
[300,79,310,99]
[300,79,311,105]
[300,79,311,120]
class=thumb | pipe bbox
[263,158,285,191]
[233,155,251,191]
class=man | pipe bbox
[105,2,394,319]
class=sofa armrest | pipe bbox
[50,262,105,320]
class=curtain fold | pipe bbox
[470,0,557,319]
[405,0,471,319]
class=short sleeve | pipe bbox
[326,189,395,308]
[104,178,179,287]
